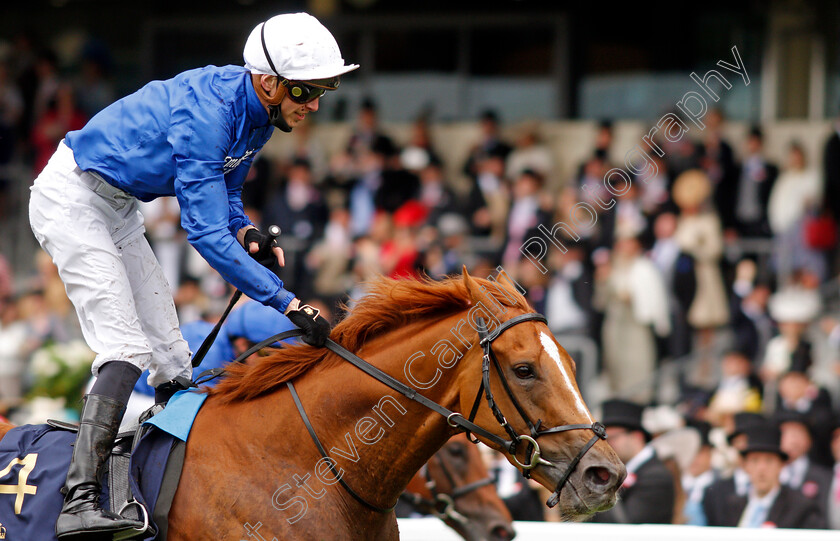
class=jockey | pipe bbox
[28,13,355,540]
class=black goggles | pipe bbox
[281,77,340,104]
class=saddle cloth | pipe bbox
[0,390,207,541]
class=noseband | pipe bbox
[468,314,606,508]
[399,454,494,525]
[194,311,606,512]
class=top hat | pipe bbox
[601,399,651,441]
[686,418,713,448]
[728,412,765,443]
[773,410,814,438]
[740,422,788,461]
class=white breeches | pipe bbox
[29,141,192,387]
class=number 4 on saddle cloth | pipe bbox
[0,390,208,541]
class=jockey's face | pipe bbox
[280,91,319,129]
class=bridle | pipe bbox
[399,453,494,526]
[469,314,607,508]
[194,311,606,513]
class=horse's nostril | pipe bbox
[490,524,516,541]
[585,465,613,488]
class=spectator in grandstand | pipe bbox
[264,158,329,244]
[501,168,550,267]
[415,156,457,228]
[544,246,592,336]
[672,170,728,386]
[707,350,763,416]
[702,412,765,525]
[422,213,476,278]
[729,262,774,364]
[374,142,421,216]
[518,258,550,315]
[822,107,840,260]
[592,399,675,524]
[74,39,115,118]
[761,286,820,383]
[171,275,211,325]
[827,416,840,529]
[0,57,23,186]
[574,119,615,184]
[775,410,832,513]
[462,108,512,180]
[710,421,825,528]
[638,154,670,215]
[725,126,778,238]
[768,141,825,281]
[701,109,738,221]
[658,113,702,181]
[348,142,387,236]
[31,49,60,128]
[649,212,696,359]
[775,360,835,468]
[346,96,395,161]
[681,419,720,525]
[30,83,86,174]
[380,201,424,279]
[611,182,650,248]
[505,121,554,183]
[462,146,509,239]
[400,113,442,173]
[305,205,354,304]
[594,231,670,403]
[282,117,329,183]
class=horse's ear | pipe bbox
[461,265,483,304]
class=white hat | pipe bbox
[768,287,821,323]
[244,13,359,81]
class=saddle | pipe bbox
[42,406,187,541]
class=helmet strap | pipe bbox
[254,75,292,132]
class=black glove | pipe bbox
[286,304,331,347]
[244,228,282,277]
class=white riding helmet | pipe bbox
[243,12,359,81]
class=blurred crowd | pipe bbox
[1,37,840,529]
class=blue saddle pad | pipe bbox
[0,391,208,540]
[0,424,104,541]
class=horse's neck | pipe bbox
[286,312,473,509]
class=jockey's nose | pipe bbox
[306,97,320,111]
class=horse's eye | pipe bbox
[513,364,534,379]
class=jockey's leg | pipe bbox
[56,364,144,539]
[30,143,150,537]
[119,234,192,404]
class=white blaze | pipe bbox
[540,331,592,421]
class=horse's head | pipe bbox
[415,434,516,541]
[458,269,626,520]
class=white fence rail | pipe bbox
[396,518,838,540]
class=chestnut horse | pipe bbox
[1,270,624,540]
[399,434,515,541]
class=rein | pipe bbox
[194,312,605,512]
[399,455,494,525]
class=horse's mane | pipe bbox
[208,273,528,403]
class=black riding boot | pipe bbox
[56,391,144,539]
